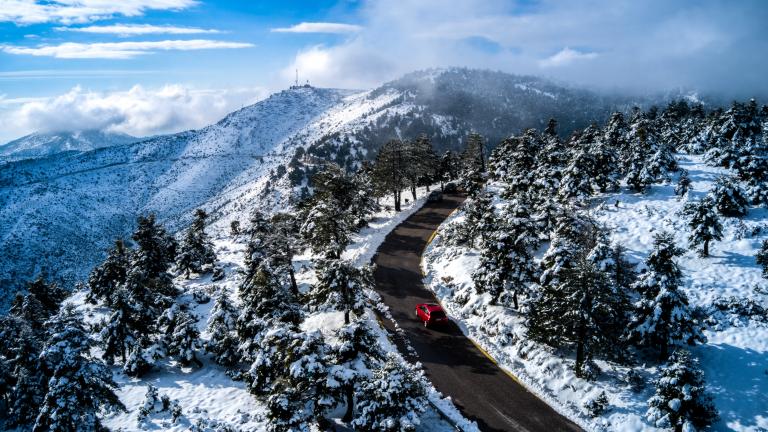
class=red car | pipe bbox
[415,303,449,327]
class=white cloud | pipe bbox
[0,84,268,141]
[271,22,363,34]
[0,0,198,24]
[1,39,254,59]
[275,0,768,97]
[539,47,598,68]
[55,24,221,36]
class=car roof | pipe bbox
[418,303,443,312]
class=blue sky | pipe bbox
[1,0,767,142]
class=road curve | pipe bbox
[372,193,581,432]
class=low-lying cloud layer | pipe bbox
[0,84,267,141]
[279,0,768,98]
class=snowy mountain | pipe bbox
[0,130,138,162]
[0,68,628,303]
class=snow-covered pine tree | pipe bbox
[455,190,494,247]
[329,320,386,422]
[300,197,354,259]
[646,350,718,432]
[682,197,723,257]
[539,211,593,287]
[158,306,202,367]
[350,166,380,227]
[243,211,272,282]
[126,214,178,314]
[628,232,705,359]
[438,150,461,188]
[705,100,763,170]
[624,116,656,192]
[310,258,372,324]
[601,112,630,175]
[0,315,46,428]
[756,239,768,278]
[460,133,487,196]
[25,277,67,320]
[528,251,630,377]
[205,290,240,367]
[472,201,536,308]
[558,144,596,201]
[372,139,408,211]
[237,264,301,358]
[34,307,124,432]
[490,130,540,194]
[675,170,691,197]
[353,353,428,432]
[230,220,241,237]
[404,134,439,199]
[268,212,301,296]
[98,290,142,366]
[708,176,749,217]
[176,208,217,278]
[87,238,128,304]
[256,329,333,431]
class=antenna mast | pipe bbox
[295,69,299,87]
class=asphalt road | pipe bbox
[372,193,582,432]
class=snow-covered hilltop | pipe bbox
[0,68,625,301]
[0,130,138,162]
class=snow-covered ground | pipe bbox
[61,188,469,431]
[423,155,768,431]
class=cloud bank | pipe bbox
[55,24,221,36]
[0,0,198,25]
[0,84,268,141]
[271,22,363,34]
[1,39,254,59]
[278,0,768,98]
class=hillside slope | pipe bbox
[0,130,138,162]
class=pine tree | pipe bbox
[87,239,128,304]
[756,239,768,278]
[404,134,439,199]
[372,139,408,211]
[205,290,240,367]
[25,277,67,320]
[528,251,630,376]
[311,258,372,324]
[159,306,202,367]
[438,150,461,188]
[646,350,718,432]
[460,133,487,195]
[176,208,217,278]
[268,212,301,296]
[455,190,494,247]
[624,118,656,192]
[0,315,46,428]
[230,220,241,237]
[682,197,723,257]
[628,233,705,359]
[353,354,427,432]
[675,170,691,197]
[300,197,354,259]
[243,211,272,282]
[350,167,380,227]
[708,176,749,217]
[97,290,143,366]
[472,202,537,308]
[558,145,595,200]
[34,307,124,432]
[329,320,385,422]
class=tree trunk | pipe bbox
[288,266,298,297]
[394,190,401,211]
[660,339,669,361]
[411,184,417,201]
[425,183,430,192]
[512,291,519,310]
[703,239,710,257]
[344,309,350,325]
[342,385,354,423]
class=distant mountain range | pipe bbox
[0,130,138,162]
[0,68,676,304]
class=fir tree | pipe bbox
[628,233,705,359]
[205,290,241,367]
[311,258,372,324]
[230,220,241,237]
[159,306,202,367]
[34,307,124,432]
[243,211,272,282]
[472,202,537,308]
[176,208,217,278]
[372,139,408,211]
[353,354,427,432]
[682,197,723,257]
[528,251,630,376]
[0,315,46,428]
[675,170,691,197]
[268,212,301,296]
[329,320,385,422]
[756,239,768,278]
[25,276,67,320]
[87,239,128,304]
[300,198,354,259]
[708,176,749,217]
[646,350,718,432]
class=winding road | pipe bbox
[372,193,581,432]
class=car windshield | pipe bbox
[430,311,446,319]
